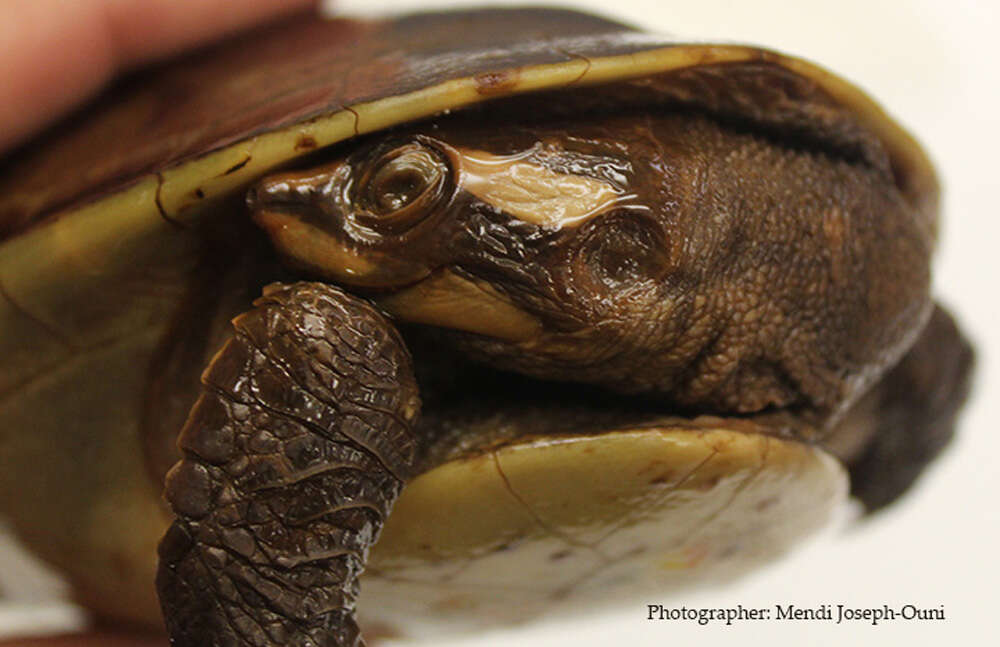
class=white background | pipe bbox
[2,1,997,645]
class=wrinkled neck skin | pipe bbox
[250,108,933,433]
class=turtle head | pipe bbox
[247,125,669,348]
[249,113,931,416]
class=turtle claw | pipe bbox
[156,282,420,646]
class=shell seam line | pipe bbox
[593,444,721,548]
[0,275,78,352]
[344,106,360,137]
[490,450,609,561]
[555,48,592,86]
[684,436,772,541]
[153,171,187,229]
[552,444,725,602]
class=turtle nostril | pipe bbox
[247,179,298,211]
[245,186,259,210]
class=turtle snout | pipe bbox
[248,163,434,290]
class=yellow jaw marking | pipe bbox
[376,270,543,342]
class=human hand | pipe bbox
[0,0,318,154]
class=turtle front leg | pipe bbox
[156,282,421,646]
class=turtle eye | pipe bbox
[357,143,449,233]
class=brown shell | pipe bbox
[0,7,936,240]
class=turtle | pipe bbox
[0,6,974,646]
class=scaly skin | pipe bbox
[157,283,420,646]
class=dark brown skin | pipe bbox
[157,283,419,647]
[157,109,960,646]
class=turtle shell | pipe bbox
[0,6,935,636]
